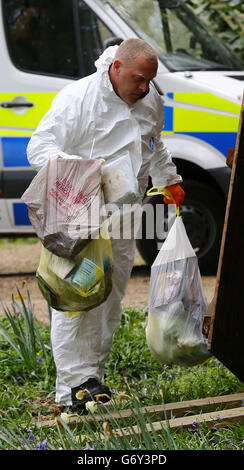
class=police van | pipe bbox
[0,0,243,274]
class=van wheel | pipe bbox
[136,180,226,275]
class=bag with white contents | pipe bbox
[101,151,140,206]
[21,155,102,259]
[146,215,211,367]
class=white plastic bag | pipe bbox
[21,155,102,259]
[146,216,210,367]
[101,152,140,206]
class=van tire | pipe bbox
[136,180,226,275]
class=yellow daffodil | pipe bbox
[102,422,110,439]
[118,392,133,401]
[56,412,76,427]
[62,412,77,422]
[95,393,111,402]
[76,390,85,400]
[102,422,109,432]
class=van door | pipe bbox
[0,0,114,234]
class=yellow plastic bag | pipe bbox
[36,222,113,315]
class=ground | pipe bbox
[0,240,216,327]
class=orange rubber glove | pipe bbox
[163,183,185,206]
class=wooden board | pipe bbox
[208,94,244,382]
[37,392,244,430]
[112,407,244,439]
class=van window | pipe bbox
[77,0,114,76]
[2,0,114,78]
[3,0,79,77]
[108,0,244,71]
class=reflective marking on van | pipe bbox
[12,202,31,226]
[175,131,237,158]
[163,92,173,131]
[173,92,240,132]
[163,92,240,132]
[162,92,239,156]
[174,92,241,115]
[174,106,239,132]
[1,137,30,167]
[0,92,56,128]
[0,129,34,136]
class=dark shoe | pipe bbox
[71,378,112,413]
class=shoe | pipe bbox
[71,378,112,413]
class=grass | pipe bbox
[0,289,243,451]
[0,237,39,250]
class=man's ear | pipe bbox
[112,59,123,74]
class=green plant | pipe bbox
[192,0,244,61]
[0,287,53,380]
[0,303,243,450]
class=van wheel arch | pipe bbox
[137,178,226,275]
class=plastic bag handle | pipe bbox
[147,186,180,217]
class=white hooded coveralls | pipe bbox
[27,46,182,405]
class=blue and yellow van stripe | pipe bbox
[0,91,241,229]
[0,92,56,129]
[0,92,57,227]
[0,92,57,168]
[12,202,31,226]
[0,91,240,167]
[162,92,240,157]
[1,135,31,167]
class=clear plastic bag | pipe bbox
[101,152,140,206]
[146,216,210,367]
[21,155,102,259]
[36,222,113,316]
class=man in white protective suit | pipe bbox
[27,38,185,412]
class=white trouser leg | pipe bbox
[51,238,136,405]
[51,304,104,405]
[98,238,136,379]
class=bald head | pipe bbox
[109,39,158,105]
[114,38,158,66]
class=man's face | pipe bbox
[111,54,158,105]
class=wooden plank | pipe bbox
[112,407,244,438]
[36,392,244,429]
[208,94,244,382]
[226,148,235,168]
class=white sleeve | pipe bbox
[27,88,79,172]
[149,93,182,188]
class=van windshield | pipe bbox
[107,0,244,72]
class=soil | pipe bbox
[0,240,216,327]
